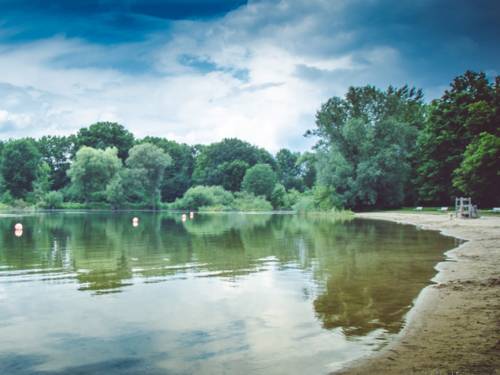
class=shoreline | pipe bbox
[335,212,500,374]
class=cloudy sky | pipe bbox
[0,0,499,151]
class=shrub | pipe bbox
[41,191,64,209]
[232,192,273,211]
[172,186,234,210]
[292,195,316,213]
[270,183,289,209]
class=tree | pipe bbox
[33,161,52,203]
[126,143,172,209]
[241,163,277,200]
[297,152,316,189]
[67,146,122,202]
[106,174,127,209]
[139,137,195,202]
[270,183,289,209]
[417,71,499,204]
[218,160,250,191]
[452,133,500,206]
[309,85,424,209]
[0,138,41,199]
[276,149,304,191]
[192,138,276,188]
[37,135,75,190]
[76,122,134,160]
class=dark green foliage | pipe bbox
[241,163,277,200]
[276,149,304,191]
[217,160,250,192]
[453,133,500,206]
[76,122,134,160]
[297,152,316,189]
[417,71,499,204]
[310,85,424,209]
[0,138,41,199]
[139,137,195,202]
[37,135,75,190]
[192,138,276,189]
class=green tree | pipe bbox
[37,135,75,190]
[270,183,289,209]
[276,149,304,191]
[67,146,122,202]
[0,138,41,199]
[106,174,127,209]
[417,71,499,204]
[452,133,500,206]
[33,161,52,203]
[126,143,172,209]
[297,152,316,189]
[76,122,134,160]
[139,137,195,202]
[218,160,250,191]
[192,138,276,188]
[309,85,424,209]
[241,163,277,200]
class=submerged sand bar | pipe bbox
[337,212,500,374]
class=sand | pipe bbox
[335,212,500,375]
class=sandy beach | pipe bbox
[335,212,500,374]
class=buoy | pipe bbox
[14,223,23,231]
[181,214,187,222]
[189,211,194,219]
[14,229,23,237]
[132,217,139,227]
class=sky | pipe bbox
[0,0,499,152]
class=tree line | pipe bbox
[0,70,498,211]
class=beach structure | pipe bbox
[455,197,479,218]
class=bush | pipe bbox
[171,185,234,210]
[41,191,64,209]
[292,195,316,212]
[1,191,14,205]
[270,183,290,209]
[232,192,273,211]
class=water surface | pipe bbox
[0,212,456,374]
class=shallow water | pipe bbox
[0,212,456,374]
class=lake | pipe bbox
[0,212,456,374]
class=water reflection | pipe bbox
[0,212,456,374]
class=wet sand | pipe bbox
[336,212,500,375]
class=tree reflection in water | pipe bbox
[0,212,455,336]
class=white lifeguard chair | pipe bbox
[455,197,479,218]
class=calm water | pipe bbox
[0,212,456,374]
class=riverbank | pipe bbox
[336,212,500,374]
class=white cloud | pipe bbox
[0,0,405,151]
